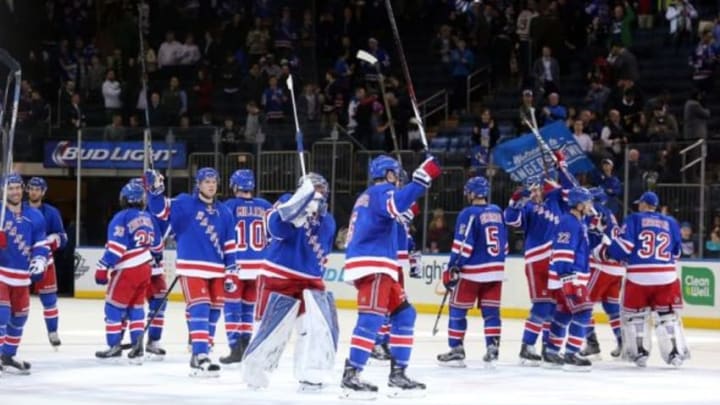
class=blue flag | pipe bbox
[492,121,596,182]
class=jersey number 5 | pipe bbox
[485,226,500,256]
[637,230,671,261]
[236,219,266,252]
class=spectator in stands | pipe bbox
[66,93,85,129]
[573,119,594,153]
[690,29,716,91]
[584,76,610,115]
[647,103,679,141]
[518,89,535,132]
[321,70,344,132]
[221,117,240,153]
[274,7,297,58]
[180,33,201,66]
[261,54,282,80]
[680,222,697,258]
[516,1,539,81]
[244,101,262,145]
[593,158,623,214]
[347,86,366,135]
[334,51,353,91]
[361,38,390,83]
[532,46,560,96]
[191,68,214,117]
[607,42,639,83]
[609,2,635,47]
[430,24,454,73]
[246,17,271,63]
[147,91,167,127]
[261,76,287,123]
[666,0,698,55]
[102,69,122,120]
[144,38,158,74]
[299,83,321,123]
[85,55,106,103]
[684,90,710,139]
[161,77,188,123]
[427,208,451,253]
[626,148,645,202]
[59,80,76,124]
[450,39,475,113]
[473,108,499,150]
[636,0,654,29]
[541,92,567,124]
[600,109,628,159]
[219,52,242,118]
[103,113,125,141]
[157,31,183,69]
[240,63,266,107]
[705,225,720,258]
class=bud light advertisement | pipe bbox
[44,141,187,169]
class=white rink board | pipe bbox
[74,248,720,328]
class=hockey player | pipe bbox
[0,174,49,375]
[503,174,563,366]
[341,155,441,399]
[242,172,337,391]
[595,191,688,367]
[145,167,237,376]
[95,180,163,364]
[543,187,595,371]
[26,177,68,349]
[220,169,271,365]
[437,176,507,368]
[580,187,623,359]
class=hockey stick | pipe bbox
[0,49,21,224]
[432,215,474,336]
[384,0,428,152]
[137,2,154,172]
[522,107,579,187]
[357,50,402,166]
[286,74,306,177]
[130,274,179,353]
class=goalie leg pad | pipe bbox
[293,289,339,386]
[242,292,300,388]
[621,309,651,366]
[655,311,690,366]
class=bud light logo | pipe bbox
[44,141,187,169]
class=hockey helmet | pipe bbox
[120,181,146,204]
[368,155,400,180]
[195,167,219,185]
[568,186,593,207]
[523,174,543,190]
[27,177,48,192]
[589,186,608,205]
[2,173,23,188]
[230,169,255,192]
[298,172,329,198]
[464,176,490,198]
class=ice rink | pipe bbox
[2,297,719,405]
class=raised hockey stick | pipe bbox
[130,275,179,353]
[384,0,428,152]
[522,107,579,187]
[286,74,306,177]
[0,49,21,224]
[357,50,402,166]
[432,215,474,336]
[137,1,154,172]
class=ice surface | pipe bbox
[2,298,718,405]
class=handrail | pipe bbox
[466,65,491,111]
[679,138,704,155]
[417,89,449,123]
[331,123,368,151]
[680,138,706,173]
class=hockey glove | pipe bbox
[29,256,47,282]
[412,156,442,188]
[591,234,612,262]
[553,150,567,170]
[95,260,110,285]
[588,214,607,235]
[143,170,165,195]
[561,274,588,305]
[409,251,422,278]
[442,266,460,290]
[0,230,6,249]
[224,275,239,293]
[509,188,531,209]
[398,202,420,225]
[47,233,63,251]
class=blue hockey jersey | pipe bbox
[504,187,564,264]
[345,181,426,282]
[223,197,272,280]
[450,204,508,283]
[0,204,49,286]
[587,203,624,276]
[99,208,163,271]
[35,202,68,270]
[264,193,336,280]
[549,213,590,290]
[606,211,681,286]
[148,193,236,279]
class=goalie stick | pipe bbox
[0,49,22,224]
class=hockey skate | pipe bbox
[340,359,378,400]
[563,352,592,372]
[437,345,466,368]
[298,380,325,393]
[483,339,499,369]
[189,354,220,378]
[610,343,622,359]
[48,331,61,351]
[631,347,650,368]
[579,331,601,360]
[387,359,426,398]
[0,355,31,375]
[541,349,564,369]
[145,340,166,361]
[95,345,122,362]
[219,335,249,365]
[368,342,392,364]
[127,344,144,365]
[519,344,541,367]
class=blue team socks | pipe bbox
[2,313,28,357]
[547,311,572,353]
[522,302,554,346]
[481,305,501,347]
[389,305,417,367]
[448,307,468,348]
[602,300,622,343]
[566,310,592,354]
[39,293,59,333]
[375,317,390,345]
[0,305,10,353]
[147,297,166,342]
[224,301,242,349]
[104,303,124,347]
[127,306,145,346]
[208,306,222,348]
[349,312,384,370]
[187,303,211,355]
[239,301,254,340]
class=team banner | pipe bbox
[43,141,187,169]
[491,121,596,182]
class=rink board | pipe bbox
[74,248,720,329]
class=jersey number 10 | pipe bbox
[236,219,266,252]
